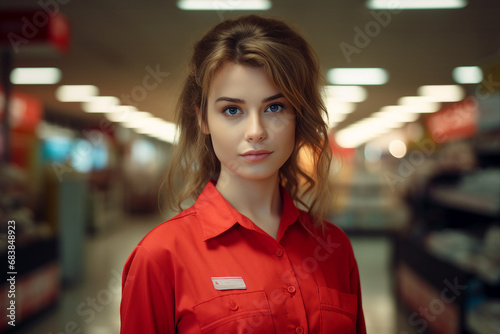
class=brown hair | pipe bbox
[163,15,333,227]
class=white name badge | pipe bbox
[211,277,247,290]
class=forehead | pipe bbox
[208,63,279,100]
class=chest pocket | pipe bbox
[193,290,275,334]
[318,286,357,333]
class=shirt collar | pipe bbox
[194,180,300,242]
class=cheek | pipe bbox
[207,116,229,152]
[209,128,238,160]
[274,117,296,149]
[267,113,295,134]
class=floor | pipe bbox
[17,214,412,334]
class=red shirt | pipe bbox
[121,181,366,333]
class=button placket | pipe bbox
[270,243,308,334]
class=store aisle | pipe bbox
[21,214,161,334]
[20,216,400,334]
[351,236,398,334]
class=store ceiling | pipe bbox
[1,0,499,132]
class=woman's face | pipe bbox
[205,63,296,182]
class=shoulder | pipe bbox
[123,206,204,282]
[137,206,202,256]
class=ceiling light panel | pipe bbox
[398,96,440,113]
[134,119,178,144]
[418,85,465,102]
[336,126,384,148]
[327,68,389,85]
[122,112,155,129]
[452,66,483,84]
[11,67,62,85]
[375,107,420,122]
[325,99,356,115]
[82,96,120,113]
[105,106,138,122]
[366,0,467,9]
[177,0,271,10]
[324,85,367,103]
[56,85,99,102]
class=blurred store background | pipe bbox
[0,0,499,333]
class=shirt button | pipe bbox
[287,285,296,294]
[229,302,238,311]
[275,248,283,257]
[295,326,304,334]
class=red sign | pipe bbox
[0,10,70,54]
[0,90,42,133]
[0,89,42,168]
[425,97,478,143]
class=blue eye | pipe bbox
[266,104,284,113]
[223,106,241,116]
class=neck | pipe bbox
[215,168,282,231]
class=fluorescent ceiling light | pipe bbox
[375,106,420,122]
[355,118,400,132]
[452,66,483,84]
[324,85,367,103]
[56,85,99,102]
[365,116,404,128]
[335,117,402,148]
[418,85,465,102]
[325,113,347,129]
[177,0,271,10]
[323,96,354,128]
[11,67,62,85]
[121,112,153,127]
[134,119,178,144]
[327,68,388,85]
[152,122,178,144]
[329,113,348,123]
[132,117,164,132]
[379,105,414,113]
[105,106,138,122]
[336,126,383,148]
[398,96,440,113]
[325,99,356,115]
[366,0,467,9]
[82,96,120,113]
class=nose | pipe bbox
[245,112,267,143]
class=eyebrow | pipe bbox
[215,93,284,104]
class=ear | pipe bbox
[195,105,210,135]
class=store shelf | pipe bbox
[0,238,59,333]
[429,186,500,217]
[466,300,500,334]
[424,230,500,286]
[394,236,469,334]
[394,232,500,334]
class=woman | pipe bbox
[121,15,366,334]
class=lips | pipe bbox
[241,150,273,162]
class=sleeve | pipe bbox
[120,245,175,334]
[349,253,367,334]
